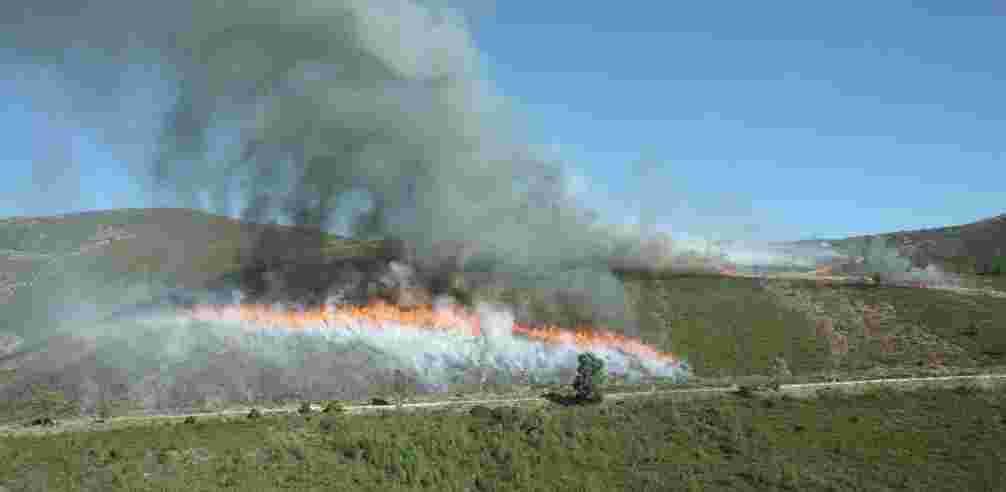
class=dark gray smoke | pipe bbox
[2,0,640,329]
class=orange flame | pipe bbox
[186,301,681,366]
[189,301,482,337]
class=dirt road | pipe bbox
[3,373,1004,438]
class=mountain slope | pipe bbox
[795,213,1006,275]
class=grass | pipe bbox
[620,273,830,377]
[619,272,1006,378]
[2,385,1004,491]
[969,274,1006,293]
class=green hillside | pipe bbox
[620,272,1006,378]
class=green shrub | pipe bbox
[323,400,346,414]
[319,415,341,432]
[572,352,606,403]
[990,256,1006,275]
[298,401,314,416]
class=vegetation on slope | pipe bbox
[1,385,1004,491]
[619,271,1006,379]
[619,273,829,377]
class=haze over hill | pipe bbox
[2,207,1005,414]
[790,212,1006,277]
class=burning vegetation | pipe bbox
[183,295,688,389]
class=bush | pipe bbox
[247,408,262,419]
[28,416,54,427]
[319,415,341,432]
[298,401,313,416]
[323,401,346,414]
[572,352,606,403]
[990,256,1006,275]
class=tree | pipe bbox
[572,352,606,403]
[990,255,1006,275]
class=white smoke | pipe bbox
[155,300,689,388]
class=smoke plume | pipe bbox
[2,0,647,327]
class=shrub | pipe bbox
[96,399,112,421]
[322,400,346,414]
[318,415,341,432]
[298,401,313,416]
[572,352,606,403]
[247,408,262,419]
[772,355,792,379]
[469,405,493,419]
[990,255,1006,275]
[28,416,54,427]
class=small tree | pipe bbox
[572,352,606,403]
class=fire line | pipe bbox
[186,301,682,366]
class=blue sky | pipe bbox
[2,0,1004,240]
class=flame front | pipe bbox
[189,301,483,337]
[186,301,682,369]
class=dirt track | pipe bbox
[3,373,1004,438]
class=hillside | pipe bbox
[0,208,392,293]
[0,209,398,338]
[1,208,1005,416]
[621,273,1006,378]
[793,212,1006,276]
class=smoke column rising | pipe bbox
[1,0,650,319]
[0,0,687,398]
[3,0,613,255]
